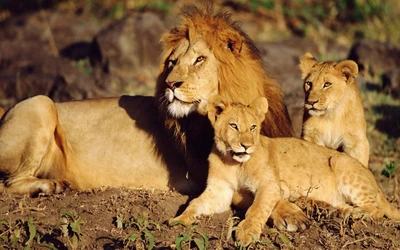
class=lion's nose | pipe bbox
[307,100,319,106]
[240,142,252,150]
[166,81,183,89]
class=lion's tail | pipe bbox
[377,190,400,220]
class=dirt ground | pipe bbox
[1,183,400,249]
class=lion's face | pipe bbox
[207,96,268,163]
[300,53,359,117]
[162,38,219,118]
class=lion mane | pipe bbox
[155,5,293,140]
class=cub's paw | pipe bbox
[270,200,309,232]
[168,213,196,227]
[235,220,261,247]
[272,210,309,232]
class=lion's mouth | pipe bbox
[165,88,193,104]
[308,108,326,116]
[229,151,251,163]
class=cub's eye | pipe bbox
[229,123,238,130]
[323,82,332,88]
[194,56,206,65]
[305,81,312,88]
[250,125,256,132]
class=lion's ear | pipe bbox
[299,53,317,79]
[335,60,358,81]
[207,95,227,125]
[226,30,243,55]
[250,97,269,121]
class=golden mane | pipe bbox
[155,4,293,138]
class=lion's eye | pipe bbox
[194,56,205,65]
[168,59,177,68]
[229,123,238,130]
[305,81,312,88]
[250,125,256,132]
[323,82,332,88]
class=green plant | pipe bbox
[382,161,399,178]
[60,211,85,249]
[170,222,209,250]
[382,161,399,201]
[115,212,160,249]
[0,217,56,249]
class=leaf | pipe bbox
[175,235,187,250]
[71,234,79,249]
[26,217,37,245]
[196,231,209,246]
[39,242,58,250]
[150,221,161,230]
[70,217,83,234]
[193,238,206,250]
[0,219,8,227]
[116,214,124,229]
[279,233,292,246]
[127,233,139,243]
[61,211,75,220]
[60,218,69,238]
[144,230,155,250]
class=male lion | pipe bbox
[0,5,293,199]
[300,53,369,166]
[169,95,400,247]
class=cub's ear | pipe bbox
[225,30,243,55]
[299,53,318,80]
[250,97,269,121]
[335,60,358,80]
[207,95,227,125]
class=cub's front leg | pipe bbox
[169,177,234,226]
[236,187,280,247]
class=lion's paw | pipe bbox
[37,179,69,195]
[235,220,261,247]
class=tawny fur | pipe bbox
[170,95,400,247]
[300,53,369,166]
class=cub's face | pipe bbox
[303,68,347,116]
[163,38,219,118]
[213,105,262,163]
[300,53,359,117]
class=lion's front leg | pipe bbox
[0,95,69,196]
[169,178,234,226]
[235,189,280,247]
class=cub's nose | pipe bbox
[240,142,252,150]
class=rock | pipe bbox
[90,12,167,95]
[382,68,400,99]
[348,39,400,82]
[257,41,304,137]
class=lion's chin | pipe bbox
[167,100,196,118]
[232,152,251,163]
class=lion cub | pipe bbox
[299,53,369,166]
[169,95,400,247]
